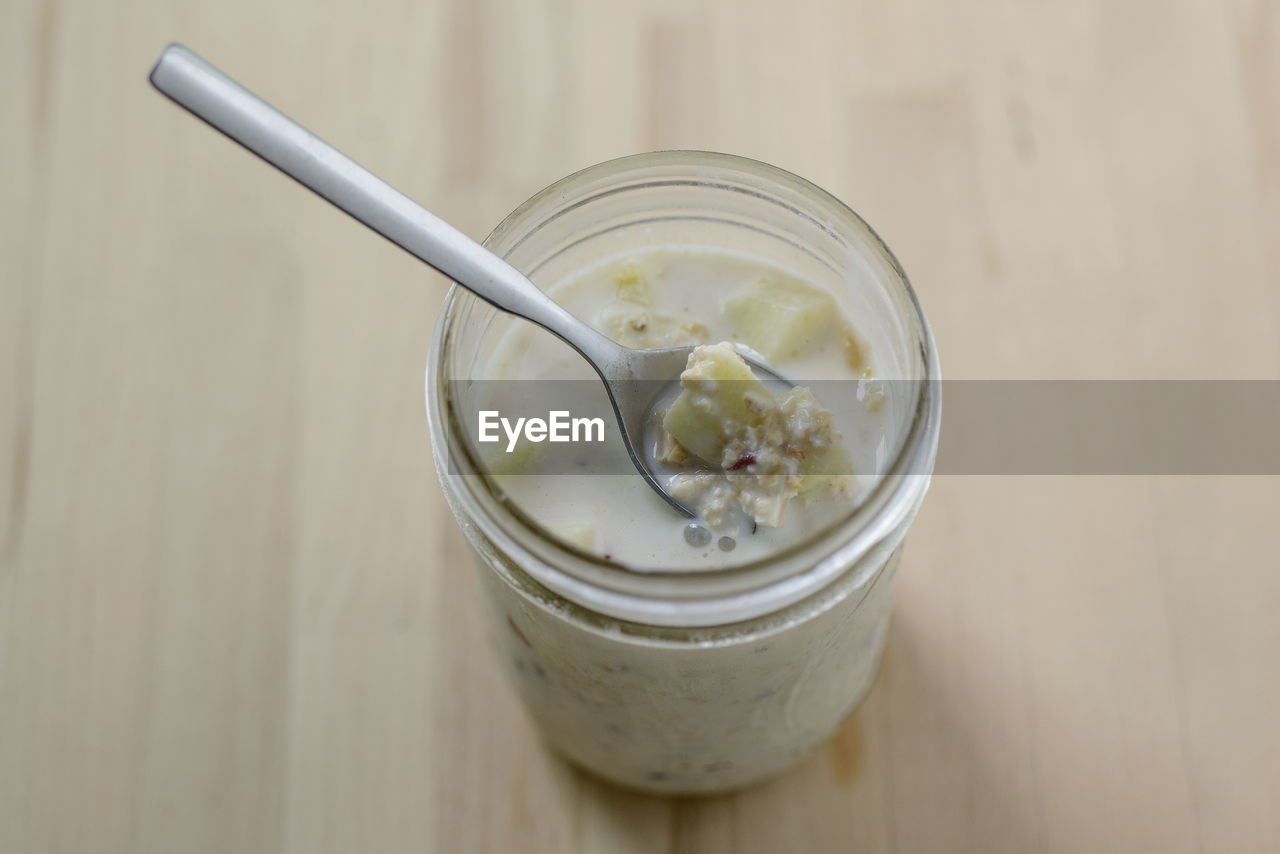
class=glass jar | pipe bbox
[427,151,940,794]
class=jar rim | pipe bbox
[427,150,940,626]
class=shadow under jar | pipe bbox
[427,151,940,795]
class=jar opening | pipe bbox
[427,151,940,625]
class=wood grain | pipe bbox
[2,1,1277,852]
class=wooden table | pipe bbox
[3,1,1277,851]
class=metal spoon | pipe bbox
[149,44,787,517]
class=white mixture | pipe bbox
[472,245,890,568]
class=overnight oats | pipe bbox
[427,152,940,794]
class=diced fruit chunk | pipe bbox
[610,259,650,304]
[662,342,769,464]
[552,525,597,552]
[722,277,838,361]
[482,438,540,475]
[654,412,689,465]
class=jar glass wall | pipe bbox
[427,151,940,793]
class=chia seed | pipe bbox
[683,523,712,548]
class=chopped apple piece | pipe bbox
[482,438,540,476]
[653,412,689,465]
[722,277,839,361]
[552,525,597,552]
[610,259,650,304]
[661,342,770,464]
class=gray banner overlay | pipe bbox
[446,380,1280,475]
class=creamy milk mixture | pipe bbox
[471,245,890,568]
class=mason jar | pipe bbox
[427,151,940,794]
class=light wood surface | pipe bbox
[3,1,1278,852]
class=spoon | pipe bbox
[149,44,788,517]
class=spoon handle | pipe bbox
[149,44,622,370]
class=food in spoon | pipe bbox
[661,342,852,528]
